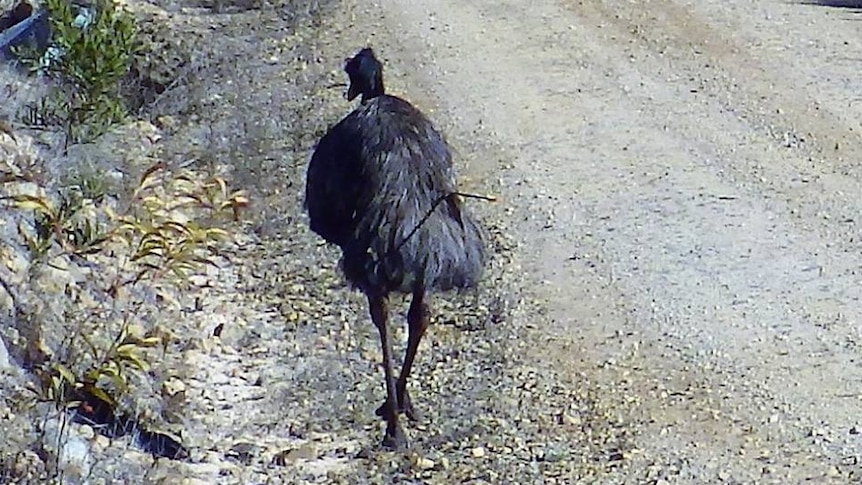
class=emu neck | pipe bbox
[362,81,385,104]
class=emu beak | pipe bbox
[346,83,359,101]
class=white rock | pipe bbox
[58,436,92,484]
[0,335,10,369]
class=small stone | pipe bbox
[162,378,186,397]
[562,413,581,426]
[0,335,10,369]
[94,435,111,451]
[361,349,381,362]
[58,436,92,480]
[13,450,43,478]
[227,442,260,465]
[809,427,826,437]
[78,424,95,440]
[414,456,435,470]
[273,444,317,465]
[471,446,486,458]
[155,115,178,131]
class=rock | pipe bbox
[41,416,94,482]
[162,377,187,396]
[78,424,95,440]
[13,449,44,480]
[226,441,260,465]
[414,456,435,470]
[93,434,111,452]
[561,413,581,426]
[58,435,93,483]
[0,334,10,369]
[273,444,317,465]
[155,115,179,131]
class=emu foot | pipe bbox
[376,389,422,422]
[381,423,409,451]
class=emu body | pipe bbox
[305,48,485,449]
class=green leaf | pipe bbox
[53,363,78,386]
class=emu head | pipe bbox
[345,47,384,104]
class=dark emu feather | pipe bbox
[305,48,486,450]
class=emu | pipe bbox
[305,48,486,449]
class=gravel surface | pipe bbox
[2,0,862,483]
[372,0,862,482]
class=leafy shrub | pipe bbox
[2,159,248,421]
[18,0,139,144]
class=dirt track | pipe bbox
[353,0,862,481]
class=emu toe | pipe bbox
[382,424,409,451]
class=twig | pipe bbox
[393,191,496,253]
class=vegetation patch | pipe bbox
[15,0,139,144]
[0,136,248,466]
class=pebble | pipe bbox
[163,377,187,396]
[562,413,581,426]
[273,444,317,465]
[78,424,95,440]
[471,447,486,458]
[59,436,92,480]
[94,435,111,451]
[0,336,10,369]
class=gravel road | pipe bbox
[351,0,862,482]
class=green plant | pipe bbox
[8,189,110,261]
[64,167,112,202]
[19,0,140,144]
[113,162,249,284]
[45,321,163,410]
[2,161,247,418]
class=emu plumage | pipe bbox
[305,48,486,449]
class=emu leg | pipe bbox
[376,286,429,422]
[399,287,430,421]
[367,292,407,450]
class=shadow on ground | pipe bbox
[796,1,862,11]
